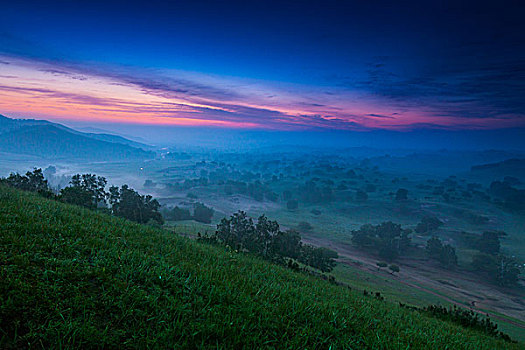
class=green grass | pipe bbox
[0,185,521,349]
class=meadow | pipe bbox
[0,185,522,348]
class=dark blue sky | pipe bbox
[0,0,524,146]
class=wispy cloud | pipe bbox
[0,54,523,130]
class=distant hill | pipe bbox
[471,158,525,180]
[0,114,155,160]
[0,185,518,349]
[81,132,154,150]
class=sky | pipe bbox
[0,0,524,146]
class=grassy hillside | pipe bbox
[0,185,520,349]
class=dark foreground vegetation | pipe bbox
[0,185,520,348]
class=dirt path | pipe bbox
[301,235,525,330]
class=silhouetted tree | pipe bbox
[426,237,457,268]
[2,168,52,196]
[352,222,411,261]
[109,184,163,225]
[395,188,409,201]
[415,216,443,234]
[193,202,214,223]
[287,199,299,210]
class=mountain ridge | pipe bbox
[0,114,155,160]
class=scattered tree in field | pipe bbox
[478,231,506,255]
[395,188,409,201]
[355,189,368,202]
[352,222,411,260]
[169,206,192,221]
[389,264,400,274]
[282,190,292,201]
[287,199,299,210]
[415,216,443,234]
[471,253,520,286]
[311,209,322,215]
[297,221,313,232]
[376,261,388,270]
[109,184,163,225]
[489,180,525,211]
[425,237,458,268]
[193,202,214,223]
[143,179,156,188]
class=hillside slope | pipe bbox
[0,186,520,349]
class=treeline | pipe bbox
[198,211,339,273]
[351,217,520,286]
[352,222,411,261]
[163,203,214,224]
[1,169,163,225]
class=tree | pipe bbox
[255,214,281,257]
[389,264,400,274]
[144,179,156,188]
[272,229,302,260]
[376,261,388,270]
[170,206,192,221]
[299,245,338,273]
[352,222,411,261]
[282,190,292,201]
[472,253,520,286]
[415,216,443,234]
[395,188,409,201]
[286,199,298,210]
[109,184,163,225]
[426,237,457,268]
[426,236,443,257]
[297,221,313,232]
[60,186,96,209]
[65,174,107,208]
[355,190,368,202]
[2,168,52,196]
[193,202,214,224]
[213,211,337,272]
[478,231,505,255]
[216,211,254,249]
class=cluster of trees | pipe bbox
[489,180,525,211]
[352,222,411,260]
[471,253,521,287]
[460,230,520,286]
[1,168,163,225]
[395,188,409,201]
[107,184,163,225]
[415,216,443,234]
[298,180,334,204]
[165,202,214,224]
[425,237,458,268]
[223,180,278,202]
[204,211,338,272]
[60,174,107,209]
[376,261,400,274]
[1,169,53,197]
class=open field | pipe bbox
[3,185,523,348]
[4,150,525,342]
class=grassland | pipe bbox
[0,185,522,348]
